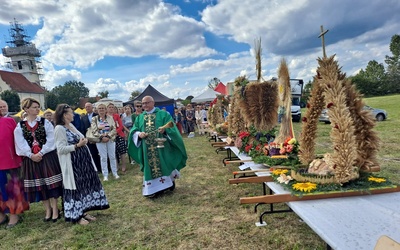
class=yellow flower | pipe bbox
[368,177,386,183]
[288,138,297,145]
[292,182,317,192]
[272,169,289,175]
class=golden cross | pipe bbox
[148,144,156,152]
[146,118,154,127]
[318,25,329,58]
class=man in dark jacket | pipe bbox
[80,102,101,172]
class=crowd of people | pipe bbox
[172,104,208,135]
[0,95,192,228]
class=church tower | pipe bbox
[2,19,42,85]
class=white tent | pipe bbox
[94,98,123,107]
[192,88,219,103]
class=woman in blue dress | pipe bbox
[54,104,109,225]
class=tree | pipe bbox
[208,77,220,89]
[352,60,388,96]
[98,90,109,99]
[51,80,89,106]
[129,90,141,101]
[0,90,20,112]
[384,34,400,93]
[181,99,190,106]
[88,97,98,103]
[45,91,59,110]
[302,80,313,105]
[385,34,400,75]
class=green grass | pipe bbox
[0,95,399,250]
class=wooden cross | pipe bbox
[318,25,329,58]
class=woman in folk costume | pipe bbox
[0,108,30,229]
[14,98,63,222]
[54,104,109,225]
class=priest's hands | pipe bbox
[139,132,148,138]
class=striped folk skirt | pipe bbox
[21,150,63,203]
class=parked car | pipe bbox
[319,105,387,124]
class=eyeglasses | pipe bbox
[136,105,142,108]
[64,105,70,109]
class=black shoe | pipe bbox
[169,181,176,191]
[52,210,62,223]
[43,216,52,222]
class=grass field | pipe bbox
[1,95,399,250]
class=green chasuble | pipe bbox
[127,108,187,181]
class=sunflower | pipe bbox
[272,169,289,176]
[292,182,317,192]
[368,177,386,183]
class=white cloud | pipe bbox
[1,0,399,103]
[42,69,81,89]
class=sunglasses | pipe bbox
[64,105,71,109]
[136,106,142,108]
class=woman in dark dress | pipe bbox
[54,104,109,225]
[14,97,63,222]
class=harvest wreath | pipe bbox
[270,168,396,196]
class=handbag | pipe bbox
[86,117,100,143]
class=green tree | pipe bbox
[51,80,89,106]
[302,80,313,105]
[88,97,98,103]
[384,34,400,93]
[98,90,109,99]
[352,60,388,96]
[208,77,220,89]
[129,90,141,101]
[45,91,59,110]
[0,90,20,112]
[385,34,400,75]
[181,99,190,106]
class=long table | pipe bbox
[266,182,400,250]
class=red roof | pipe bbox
[214,82,227,95]
[0,70,45,94]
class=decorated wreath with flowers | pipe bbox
[270,168,396,195]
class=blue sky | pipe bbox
[1,0,399,101]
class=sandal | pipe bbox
[78,218,89,225]
[83,213,97,221]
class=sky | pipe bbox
[0,0,399,102]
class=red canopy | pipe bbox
[214,82,227,95]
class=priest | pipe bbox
[127,95,187,197]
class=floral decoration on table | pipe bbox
[252,136,301,167]
[234,125,277,155]
[270,168,396,196]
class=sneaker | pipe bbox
[114,175,120,179]
[103,176,108,181]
